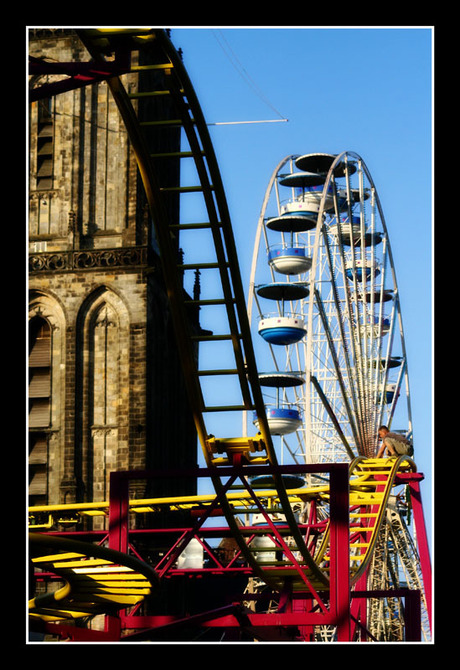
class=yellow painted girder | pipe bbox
[28,485,328,526]
[29,456,416,619]
[29,533,158,622]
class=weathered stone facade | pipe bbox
[28,29,198,515]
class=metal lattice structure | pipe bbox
[367,504,431,641]
[246,151,429,639]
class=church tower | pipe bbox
[28,29,200,517]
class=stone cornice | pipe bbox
[29,246,148,273]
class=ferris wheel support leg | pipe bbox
[408,479,432,632]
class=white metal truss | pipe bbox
[246,152,426,641]
[247,152,412,468]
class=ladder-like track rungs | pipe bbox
[170,221,216,230]
[197,368,239,376]
[185,298,236,306]
[152,151,204,160]
[130,63,175,72]
[129,90,173,99]
[161,184,212,193]
[191,333,241,342]
[203,404,250,413]
[180,262,228,270]
[140,118,186,127]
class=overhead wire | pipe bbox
[212,29,287,122]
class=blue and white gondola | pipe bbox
[360,315,391,338]
[256,282,308,346]
[248,473,306,489]
[253,406,303,436]
[256,282,309,302]
[268,245,312,275]
[377,382,400,405]
[345,258,380,282]
[364,289,394,303]
[329,215,383,247]
[253,372,305,435]
[266,212,317,233]
[258,316,306,345]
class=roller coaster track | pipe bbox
[29,534,159,623]
[29,455,417,621]
[28,29,429,637]
[72,27,325,589]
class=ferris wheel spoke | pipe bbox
[330,169,374,450]
[310,375,355,458]
[313,287,360,448]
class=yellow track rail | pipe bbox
[340,457,414,585]
[29,534,158,622]
[29,457,413,522]
[29,457,416,607]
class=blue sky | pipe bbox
[168,27,433,540]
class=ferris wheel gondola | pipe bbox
[247,152,412,466]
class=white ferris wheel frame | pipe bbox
[246,151,412,466]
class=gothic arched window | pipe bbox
[76,288,131,507]
[28,316,51,503]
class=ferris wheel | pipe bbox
[247,152,412,467]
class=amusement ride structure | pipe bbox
[28,28,432,642]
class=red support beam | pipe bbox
[40,463,426,642]
[351,572,369,641]
[28,53,131,101]
[108,472,129,554]
[408,478,432,632]
[329,464,351,641]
